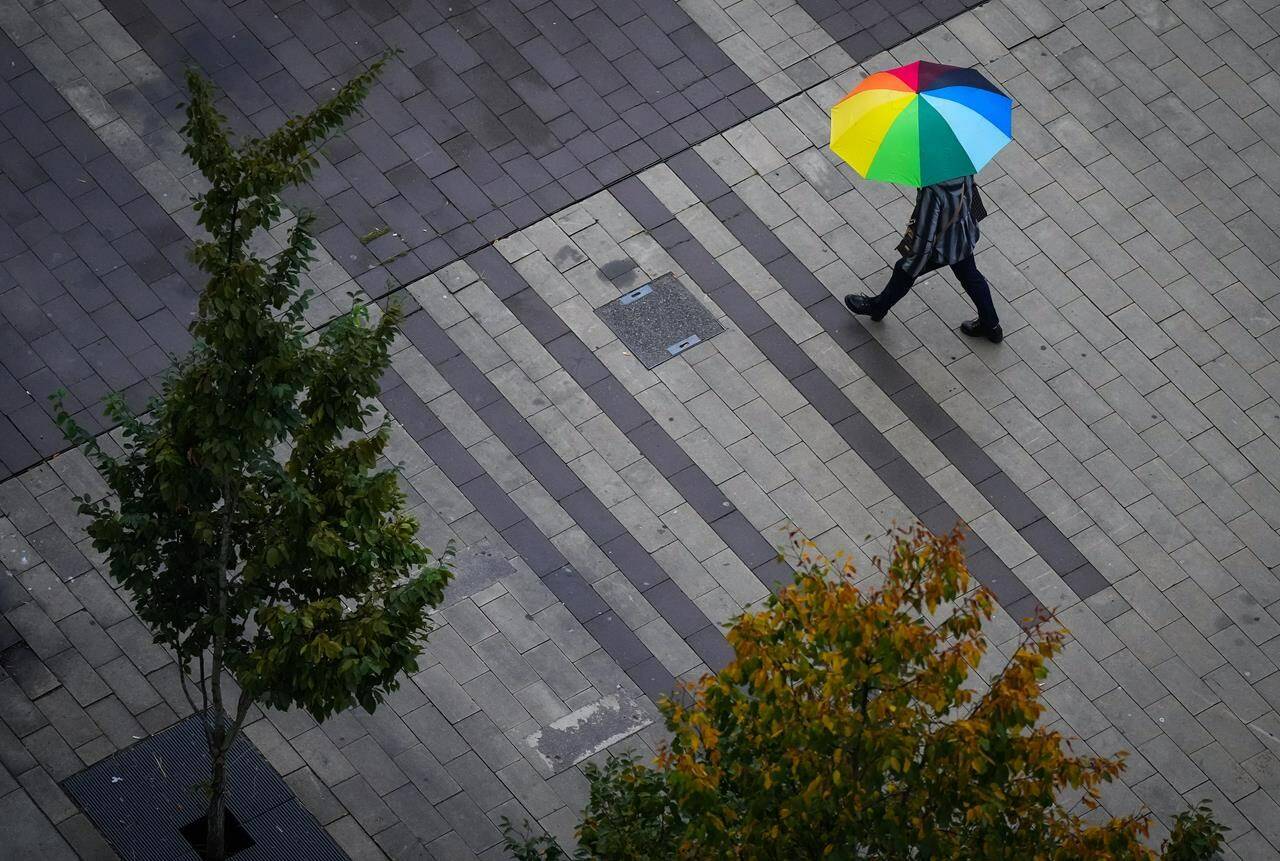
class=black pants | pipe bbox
[876,255,999,326]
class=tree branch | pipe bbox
[199,648,209,716]
[176,655,201,718]
[221,689,256,757]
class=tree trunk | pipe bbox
[205,727,227,861]
[206,482,234,860]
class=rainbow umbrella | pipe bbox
[830,61,1012,187]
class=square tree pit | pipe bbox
[63,713,346,860]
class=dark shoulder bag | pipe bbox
[895,199,929,257]
[971,180,989,222]
[895,221,917,257]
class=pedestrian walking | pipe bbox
[843,174,1002,343]
[829,61,1012,344]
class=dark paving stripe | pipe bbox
[625,168,1075,625]
[98,0,772,290]
[468,245,792,596]
[3,0,990,488]
[7,0,778,479]
[0,31,196,481]
[388,304,734,682]
[796,0,988,64]
[701,165,1111,608]
[382,366,691,697]
[674,148,1109,604]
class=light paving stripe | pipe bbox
[468,187,1036,648]
[471,179,1039,624]
[378,364,700,698]
[491,225,911,573]
[607,170,1066,625]
[372,401,667,780]
[409,260,767,623]
[457,190,1032,665]
[386,298,733,685]
[476,196,902,575]
[680,124,1111,601]
[419,258,775,628]
[474,183,1057,634]
[636,163,1085,610]
[465,245,797,597]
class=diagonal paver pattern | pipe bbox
[0,28,197,477]
[96,0,772,278]
[681,0,1280,855]
[4,0,1280,858]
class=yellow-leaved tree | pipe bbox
[506,526,1224,860]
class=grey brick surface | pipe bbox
[4,0,1280,856]
[670,4,1280,852]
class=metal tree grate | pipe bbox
[63,713,347,861]
[594,273,724,369]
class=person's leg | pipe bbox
[952,256,999,324]
[845,259,915,320]
[877,259,917,311]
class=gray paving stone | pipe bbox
[332,774,397,834]
[0,788,76,859]
[496,758,562,820]
[1102,649,1168,707]
[414,665,481,725]
[343,733,411,797]
[1138,733,1207,792]
[437,790,503,851]
[1208,708,1269,770]
[463,672,532,732]
[395,744,462,806]
[1043,678,1110,738]
[445,748,512,811]
[1193,740,1260,803]
[514,680,571,726]
[3,0,1280,850]
[479,594,550,654]
[292,726,359,788]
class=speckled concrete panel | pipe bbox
[594,273,724,368]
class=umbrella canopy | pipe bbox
[830,60,1012,187]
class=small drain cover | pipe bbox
[594,273,724,368]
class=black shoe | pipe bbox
[845,294,886,322]
[960,318,1003,344]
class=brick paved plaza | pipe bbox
[4,0,1280,857]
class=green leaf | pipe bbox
[52,53,454,841]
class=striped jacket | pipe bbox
[899,175,982,277]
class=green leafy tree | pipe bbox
[1161,804,1227,861]
[55,56,451,860]
[506,528,1223,860]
